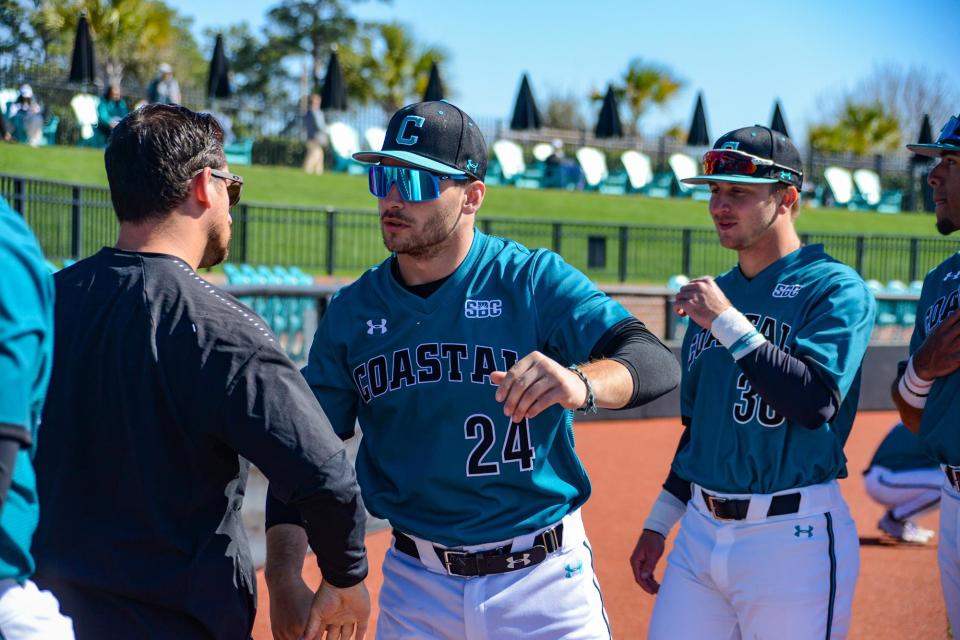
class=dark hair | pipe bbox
[104,104,225,223]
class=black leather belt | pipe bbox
[701,490,802,521]
[945,467,960,491]
[392,523,563,577]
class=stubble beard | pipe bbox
[200,220,230,268]
[382,208,462,259]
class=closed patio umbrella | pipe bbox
[686,92,710,146]
[594,85,623,139]
[321,49,347,111]
[423,60,444,102]
[207,33,231,100]
[510,73,541,130]
[68,13,96,84]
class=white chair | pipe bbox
[70,93,100,143]
[532,142,554,162]
[620,150,653,191]
[823,166,855,206]
[669,153,710,200]
[364,126,386,152]
[492,140,526,182]
[0,88,17,116]
[328,122,365,173]
[575,146,608,189]
[852,169,882,206]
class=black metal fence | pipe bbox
[2,173,955,284]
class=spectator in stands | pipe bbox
[96,85,128,144]
[8,84,44,146]
[146,63,181,105]
[0,111,12,142]
[302,94,328,175]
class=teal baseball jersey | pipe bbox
[910,251,960,465]
[673,245,876,494]
[869,423,939,472]
[0,196,54,582]
[303,230,632,546]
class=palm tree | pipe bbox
[810,101,901,155]
[33,0,194,86]
[356,22,448,113]
[617,58,683,136]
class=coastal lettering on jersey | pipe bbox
[687,313,794,369]
[351,343,520,403]
[923,287,960,335]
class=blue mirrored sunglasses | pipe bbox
[368,165,468,202]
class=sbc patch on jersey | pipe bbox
[772,283,802,298]
[464,299,503,318]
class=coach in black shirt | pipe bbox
[31,104,369,640]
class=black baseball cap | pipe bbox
[682,125,803,190]
[353,100,488,180]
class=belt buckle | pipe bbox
[543,526,560,553]
[948,467,960,490]
[706,494,734,521]
[441,549,468,575]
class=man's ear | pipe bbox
[779,185,798,212]
[461,180,486,216]
[193,167,214,206]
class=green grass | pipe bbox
[0,143,943,236]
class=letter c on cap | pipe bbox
[396,116,425,146]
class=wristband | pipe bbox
[710,307,766,360]
[568,365,597,414]
[642,489,687,538]
[898,356,932,409]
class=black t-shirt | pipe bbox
[33,249,366,638]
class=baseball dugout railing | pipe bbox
[2,173,954,286]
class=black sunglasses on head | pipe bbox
[194,168,243,206]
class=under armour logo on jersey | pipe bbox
[506,553,531,569]
[794,525,814,538]
[366,319,387,335]
[944,271,960,282]
[772,283,802,298]
[564,560,583,578]
[465,299,502,318]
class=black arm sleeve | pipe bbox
[590,317,680,409]
[662,422,693,504]
[0,435,20,516]
[737,342,840,429]
[219,348,368,587]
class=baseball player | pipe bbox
[864,422,940,544]
[629,126,876,639]
[264,100,680,639]
[891,112,960,631]
[31,105,369,640]
[0,196,74,639]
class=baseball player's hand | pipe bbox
[912,308,960,380]
[303,580,370,640]
[491,351,586,422]
[630,529,666,595]
[267,575,314,640]
[674,277,732,330]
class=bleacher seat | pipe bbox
[328,122,365,174]
[669,153,710,200]
[852,169,902,214]
[490,140,546,189]
[70,93,100,147]
[224,139,254,166]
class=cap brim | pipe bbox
[907,143,960,158]
[352,150,466,176]
[681,174,779,185]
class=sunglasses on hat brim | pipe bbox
[701,150,800,184]
[368,165,469,202]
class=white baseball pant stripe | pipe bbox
[649,480,859,640]
[376,510,611,640]
[863,466,941,520]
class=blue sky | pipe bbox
[169,0,960,142]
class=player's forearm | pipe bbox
[891,376,923,433]
[265,524,310,588]
[580,359,635,409]
[590,318,680,408]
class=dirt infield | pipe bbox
[253,410,947,639]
